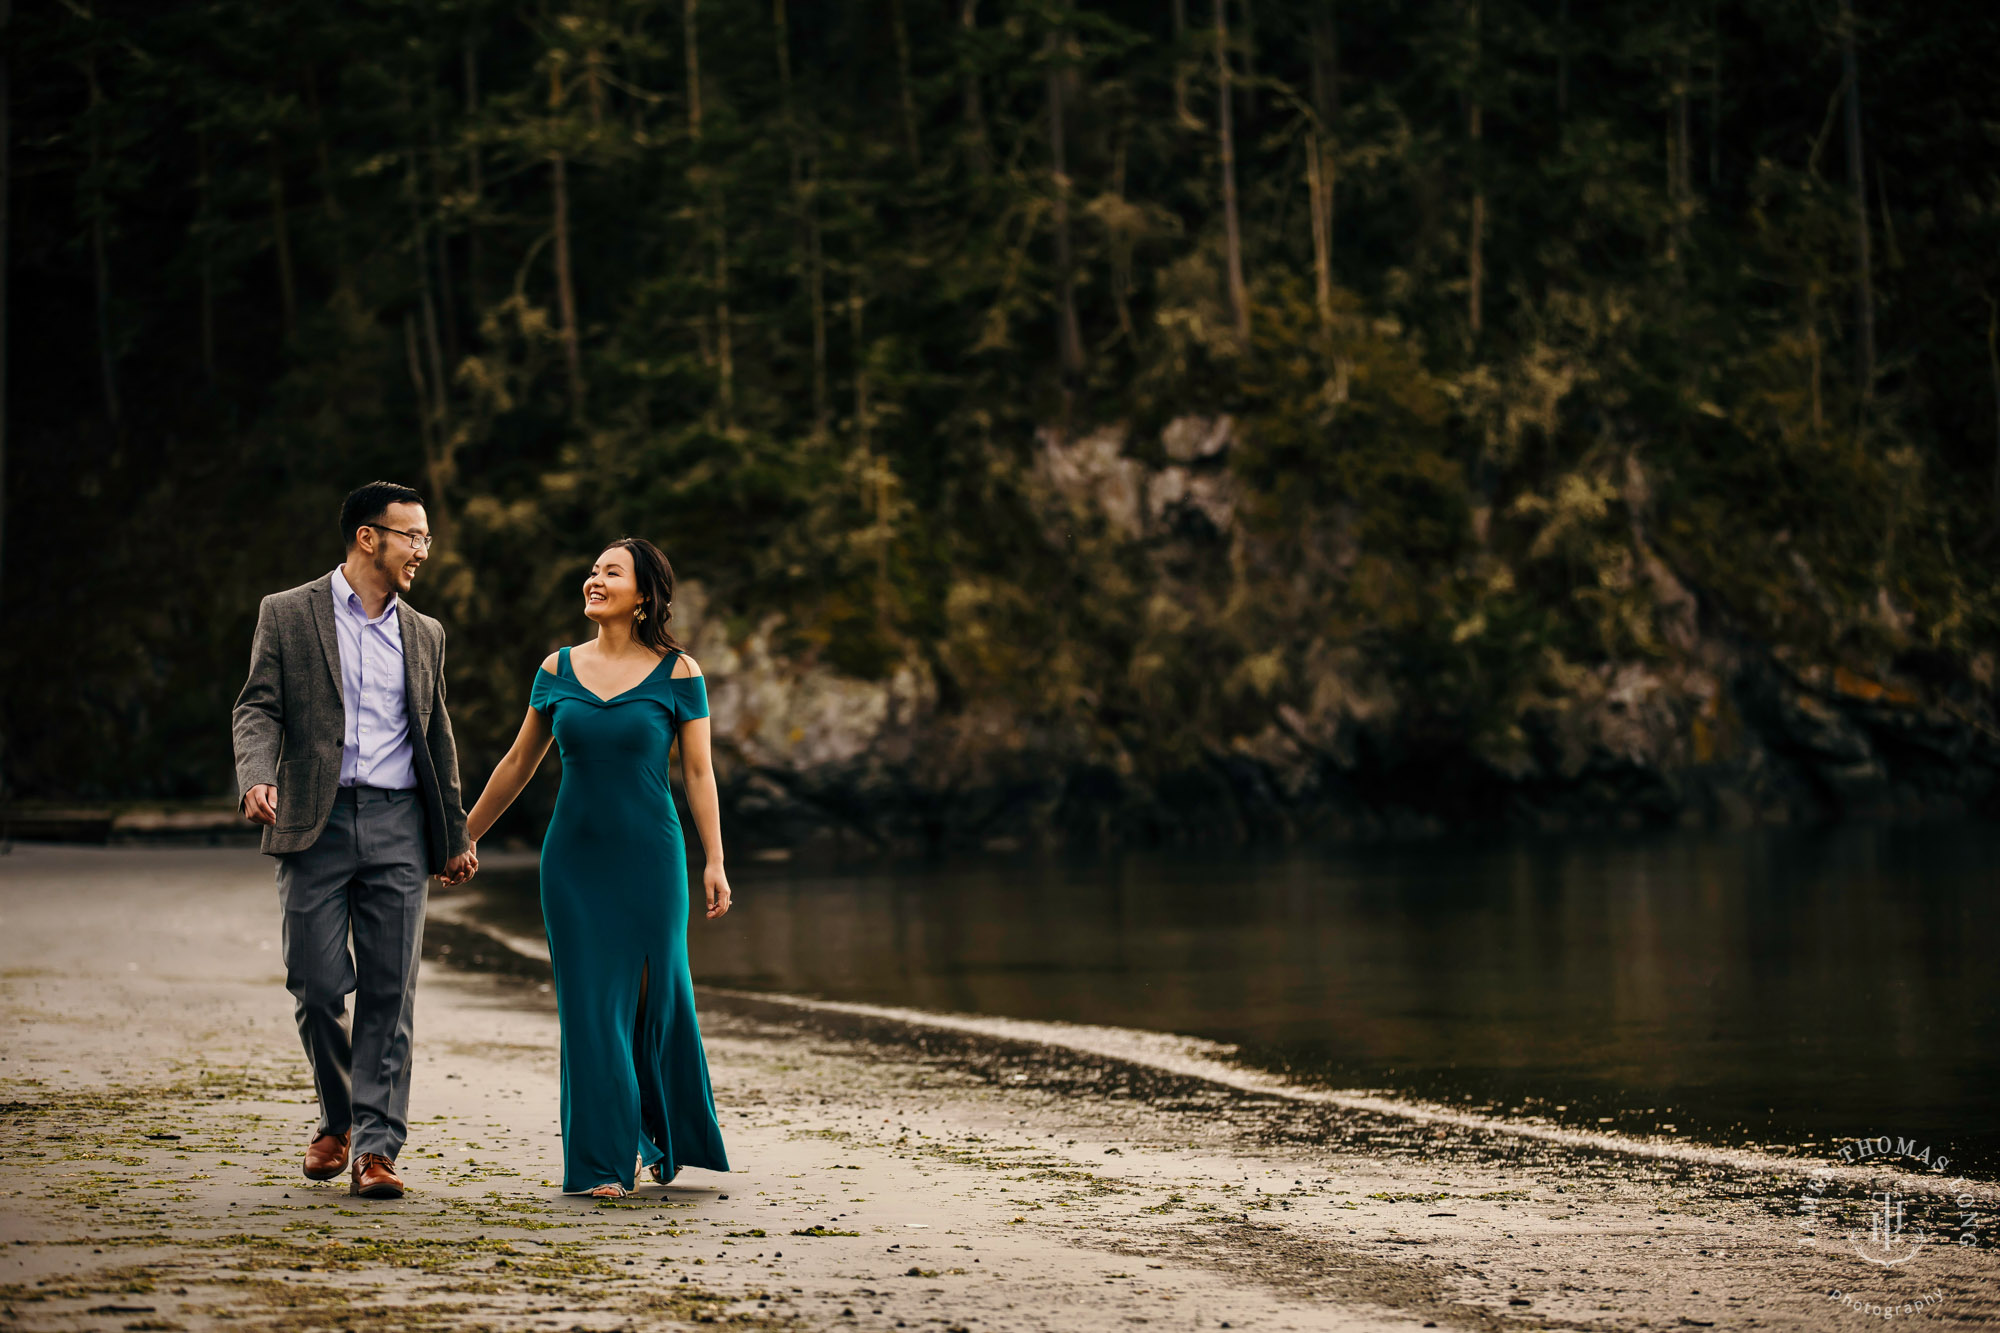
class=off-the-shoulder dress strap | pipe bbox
[558,645,573,678]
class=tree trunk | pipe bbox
[1670,55,1691,267]
[0,0,9,597]
[426,106,460,373]
[684,0,703,137]
[405,315,431,456]
[1708,0,1721,187]
[1875,162,1900,269]
[848,268,891,629]
[685,0,730,424]
[774,0,829,436]
[402,84,454,518]
[1465,2,1483,341]
[422,279,450,444]
[543,62,585,418]
[714,194,734,427]
[1237,0,1256,119]
[414,204,451,443]
[850,271,870,455]
[464,42,485,314]
[1837,0,1874,402]
[1046,32,1084,386]
[1306,134,1333,335]
[808,161,829,438]
[85,54,119,423]
[1215,0,1250,345]
[267,153,296,339]
[404,314,453,533]
[768,0,791,131]
[891,0,921,169]
[1467,104,1483,339]
[196,129,214,385]
[1556,0,1568,114]
[1808,287,1825,440]
[551,151,586,417]
[1171,0,1198,129]
[1309,4,1338,129]
[1308,5,1337,335]
[304,69,349,289]
[1677,62,1692,204]
[264,96,297,342]
[1108,132,1136,343]
[582,46,606,127]
[961,0,989,175]
[1987,294,2000,526]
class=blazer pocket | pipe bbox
[274,759,317,832]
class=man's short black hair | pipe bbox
[340,481,426,550]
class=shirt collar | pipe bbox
[331,566,399,626]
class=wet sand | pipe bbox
[2,844,1995,1331]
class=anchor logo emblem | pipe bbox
[1849,1189,1925,1266]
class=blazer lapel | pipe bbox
[308,574,345,704]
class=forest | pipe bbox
[5,0,1999,843]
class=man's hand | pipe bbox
[242,784,278,827]
[441,844,478,886]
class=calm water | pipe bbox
[469,822,2000,1174]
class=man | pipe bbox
[232,481,478,1200]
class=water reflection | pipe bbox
[469,822,2000,1171]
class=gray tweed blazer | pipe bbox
[231,572,470,873]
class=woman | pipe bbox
[463,537,733,1198]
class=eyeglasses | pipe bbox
[369,523,435,551]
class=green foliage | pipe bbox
[5,0,1999,810]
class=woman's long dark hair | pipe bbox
[604,536,682,654]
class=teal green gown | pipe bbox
[530,645,730,1193]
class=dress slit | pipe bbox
[635,954,672,1172]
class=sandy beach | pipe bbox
[2,843,1995,1332]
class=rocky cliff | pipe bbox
[679,417,2000,857]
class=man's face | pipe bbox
[367,502,431,594]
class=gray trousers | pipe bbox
[276,786,429,1161]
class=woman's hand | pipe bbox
[703,862,733,919]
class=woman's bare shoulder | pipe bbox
[671,651,703,679]
[538,651,561,676]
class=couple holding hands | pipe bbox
[233,480,731,1201]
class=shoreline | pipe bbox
[428,884,2000,1203]
[8,798,1996,864]
[3,844,1996,1331]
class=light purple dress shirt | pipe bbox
[330,567,418,791]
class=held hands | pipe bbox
[703,862,733,920]
[242,784,279,826]
[242,783,479,885]
[441,843,479,886]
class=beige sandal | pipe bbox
[588,1183,628,1199]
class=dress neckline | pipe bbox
[560,644,679,704]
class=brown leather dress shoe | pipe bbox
[350,1152,405,1199]
[303,1130,350,1181]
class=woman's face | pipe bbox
[583,547,644,624]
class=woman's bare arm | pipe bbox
[464,656,559,845]
[674,655,732,919]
